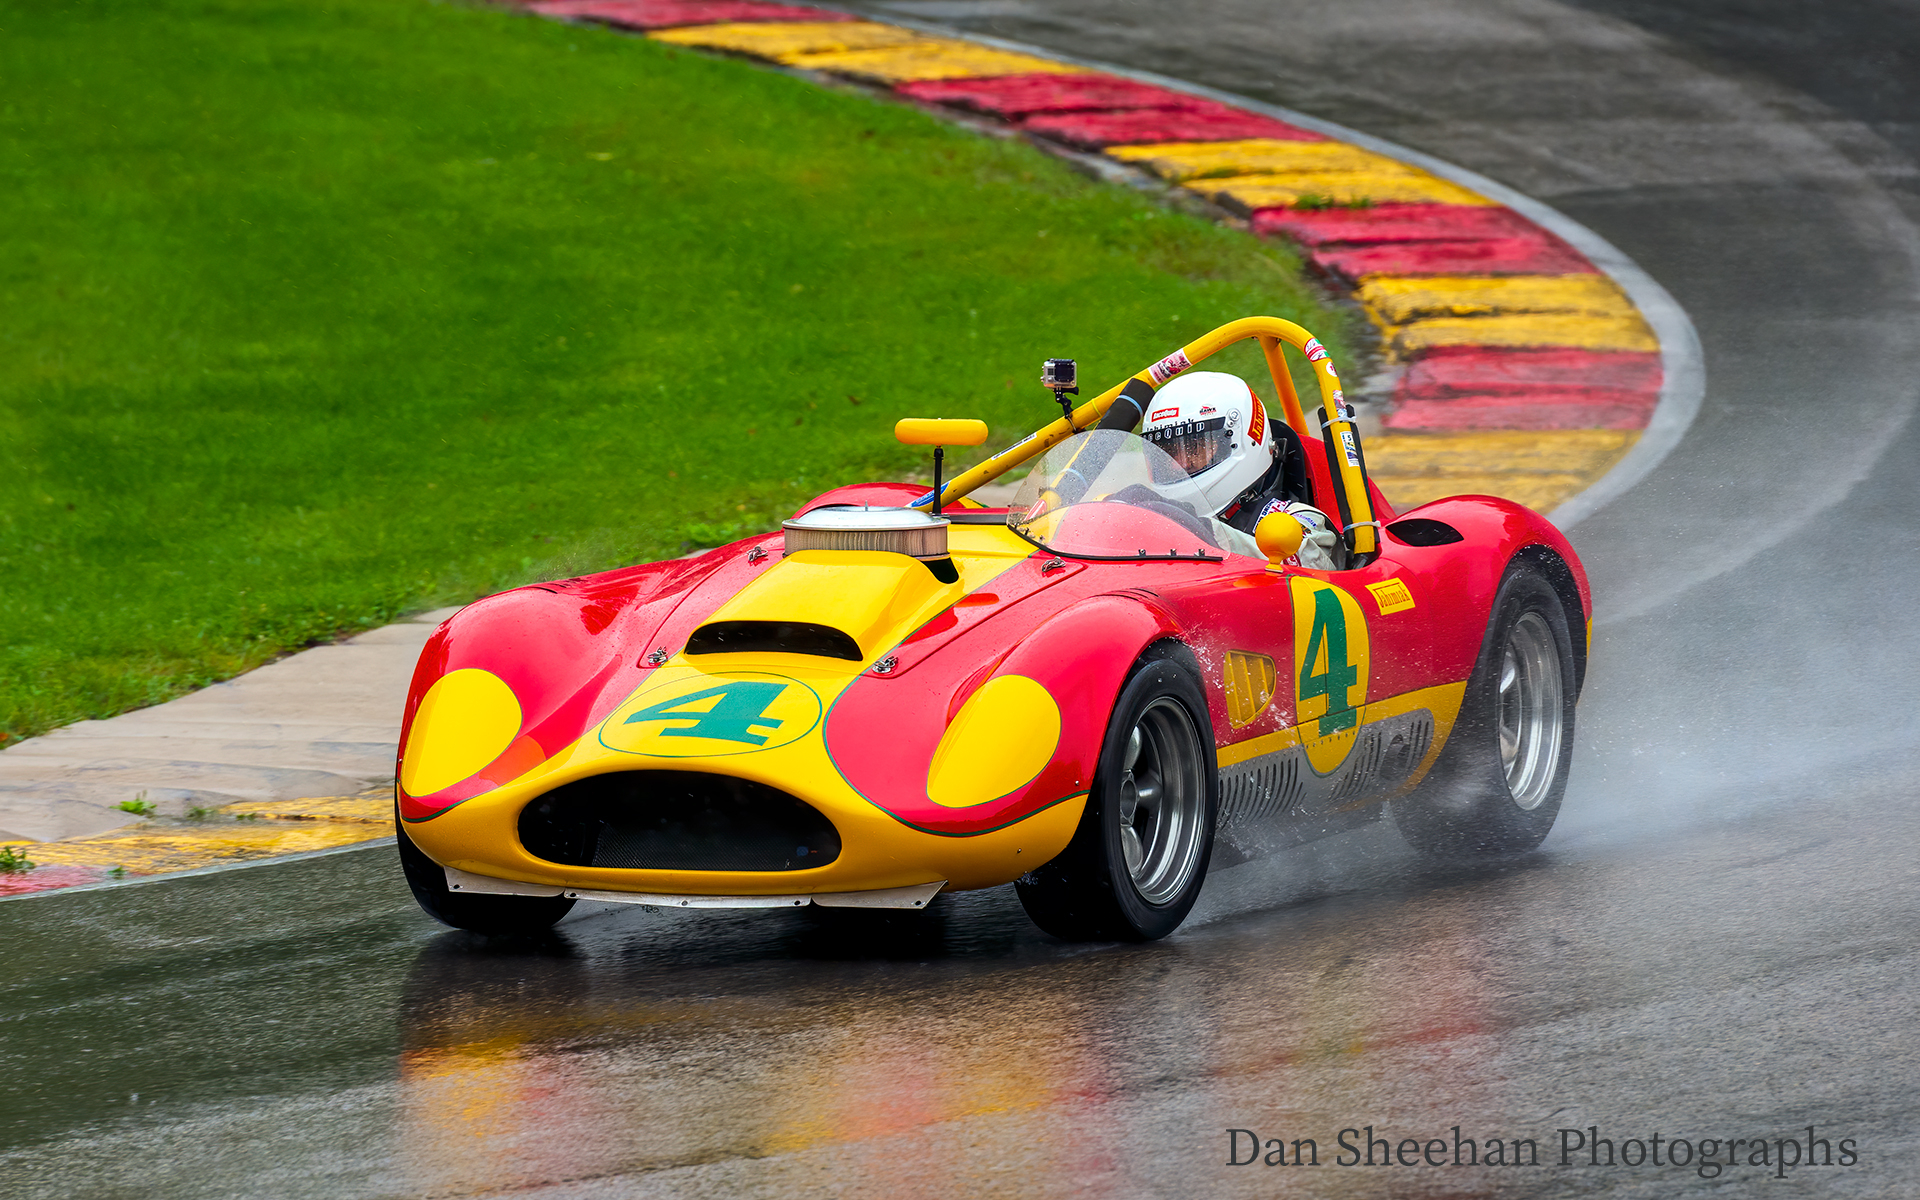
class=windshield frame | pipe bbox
[1005,521,1226,564]
[1005,429,1259,564]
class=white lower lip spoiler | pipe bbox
[444,866,945,910]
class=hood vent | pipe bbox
[783,505,949,560]
[686,620,862,661]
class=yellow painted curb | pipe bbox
[1,788,393,880]
[1357,274,1638,324]
[1384,312,1658,356]
[787,41,1088,82]
[649,20,921,59]
[1108,139,1427,183]
[1367,429,1640,513]
[1186,170,1495,211]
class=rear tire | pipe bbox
[1017,646,1217,941]
[1393,561,1576,857]
[397,819,576,935]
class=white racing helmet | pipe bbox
[1139,371,1275,515]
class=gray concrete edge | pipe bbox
[838,10,1708,530]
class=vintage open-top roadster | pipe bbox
[394,317,1589,940]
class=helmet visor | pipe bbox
[1145,417,1232,477]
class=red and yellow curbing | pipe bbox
[524,0,1667,514]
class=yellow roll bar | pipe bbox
[923,316,1377,557]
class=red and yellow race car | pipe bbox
[394,317,1589,941]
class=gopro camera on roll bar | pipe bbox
[1041,358,1077,394]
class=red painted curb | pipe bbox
[1018,107,1326,150]
[1388,347,1662,431]
[1251,203,1551,247]
[0,865,109,897]
[898,74,1218,117]
[1385,394,1659,431]
[1309,237,1599,282]
[1404,346,1664,394]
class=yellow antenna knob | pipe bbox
[1255,511,1305,570]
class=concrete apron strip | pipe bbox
[0,608,465,890]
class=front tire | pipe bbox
[1394,561,1577,857]
[397,820,576,935]
[1017,647,1217,941]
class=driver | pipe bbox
[1138,372,1341,568]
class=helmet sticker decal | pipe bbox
[1248,397,1266,445]
[1150,407,1179,422]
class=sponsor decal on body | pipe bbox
[1248,397,1266,445]
[1303,337,1328,363]
[1340,428,1361,467]
[1148,349,1193,386]
[1366,577,1416,615]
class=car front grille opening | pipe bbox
[518,770,842,872]
[685,620,862,661]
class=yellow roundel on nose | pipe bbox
[400,668,522,797]
[927,675,1062,808]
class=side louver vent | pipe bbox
[519,771,842,872]
[1220,754,1304,826]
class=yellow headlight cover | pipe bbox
[926,675,1062,808]
[400,668,522,796]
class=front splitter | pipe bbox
[444,865,944,910]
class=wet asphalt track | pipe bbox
[4,2,1919,1196]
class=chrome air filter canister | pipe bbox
[782,505,949,560]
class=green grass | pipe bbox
[0,0,1356,746]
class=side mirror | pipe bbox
[895,419,989,516]
[1255,511,1305,571]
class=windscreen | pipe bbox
[1006,429,1261,562]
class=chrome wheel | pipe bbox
[1116,697,1208,905]
[1496,610,1565,811]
